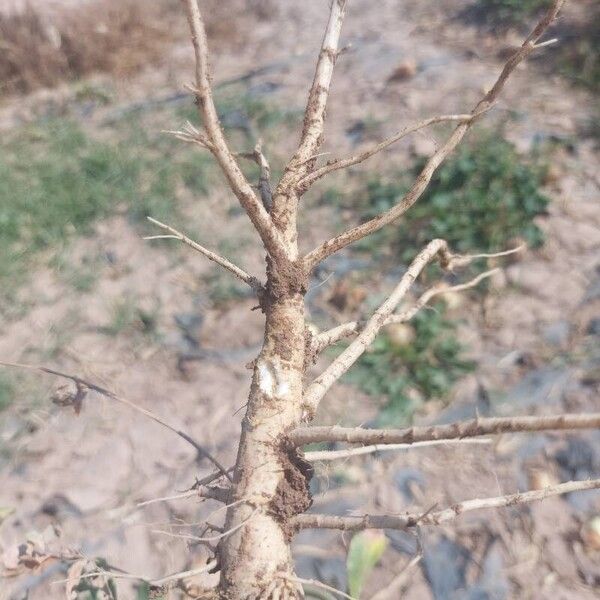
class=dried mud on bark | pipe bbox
[270,441,314,539]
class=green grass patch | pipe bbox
[0,115,214,311]
[344,308,475,424]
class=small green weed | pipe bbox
[345,308,475,424]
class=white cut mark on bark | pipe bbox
[257,359,291,399]
[257,360,276,397]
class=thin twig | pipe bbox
[290,412,600,446]
[311,267,499,355]
[304,438,491,461]
[299,111,488,189]
[289,0,348,175]
[0,361,232,482]
[279,573,357,600]
[239,142,273,212]
[303,0,566,268]
[152,508,259,543]
[136,485,229,508]
[292,478,600,531]
[164,120,214,150]
[145,216,262,291]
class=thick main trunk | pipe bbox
[218,283,310,599]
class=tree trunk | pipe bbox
[218,258,311,599]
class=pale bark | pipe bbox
[290,413,600,446]
[218,293,310,599]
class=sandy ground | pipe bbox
[0,1,599,599]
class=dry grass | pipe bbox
[0,1,174,95]
[0,0,276,96]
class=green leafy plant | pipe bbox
[345,308,475,424]
[352,132,549,268]
[346,531,388,599]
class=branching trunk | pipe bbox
[219,272,310,599]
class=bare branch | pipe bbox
[304,438,491,462]
[290,412,600,446]
[145,216,263,291]
[0,361,232,482]
[304,0,566,269]
[289,0,348,176]
[292,478,600,532]
[303,239,451,415]
[311,267,500,355]
[299,112,480,189]
[181,0,287,259]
